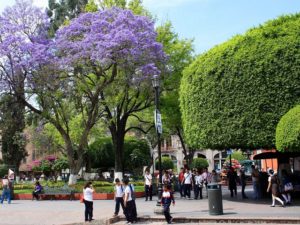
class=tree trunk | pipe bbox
[64,142,84,185]
[110,119,126,181]
[113,133,125,180]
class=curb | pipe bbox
[110,216,300,224]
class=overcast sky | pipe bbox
[1,0,300,54]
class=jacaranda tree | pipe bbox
[0,1,165,184]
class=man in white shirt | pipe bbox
[184,169,192,199]
[194,170,204,199]
[144,170,152,201]
[113,178,124,216]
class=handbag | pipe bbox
[284,182,293,192]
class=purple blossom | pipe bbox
[55,7,167,77]
[0,0,50,92]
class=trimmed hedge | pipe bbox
[191,158,209,170]
[180,14,300,150]
[276,105,300,152]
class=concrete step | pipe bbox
[111,216,300,224]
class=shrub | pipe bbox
[180,14,300,150]
[191,158,209,170]
[156,157,174,171]
[276,105,300,152]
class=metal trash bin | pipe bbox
[207,183,223,215]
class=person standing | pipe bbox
[251,165,260,199]
[211,170,220,183]
[32,181,43,200]
[144,170,152,201]
[178,168,185,198]
[227,167,237,197]
[267,169,284,207]
[194,170,204,199]
[1,175,11,204]
[183,169,192,199]
[202,168,208,197]
[113,178,124,217]
[83,182,94,222]
[240,168,248,199]
[123,178,137,224]
[161,185,175,224]
[281,169,292,205]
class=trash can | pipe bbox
[207,183,223,215]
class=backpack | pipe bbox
[129,184,136,201]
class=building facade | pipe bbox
[152,135,226,173]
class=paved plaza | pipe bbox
[0,187,299,225]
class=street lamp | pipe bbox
[152,75,163,208]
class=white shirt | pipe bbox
[145,174,152,186]
[195,175,204,186]
[124,185,132,201]
[162,191,171,198]
[184,172,192,184]
[83,187,94,202]
[115,185,124,198]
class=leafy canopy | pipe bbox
[180,13,300,150]
[276,105,300,152]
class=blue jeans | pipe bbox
[252,180,260,199]
[114,197,125,215]
[1,189,11,204]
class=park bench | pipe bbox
[41,184,75,200]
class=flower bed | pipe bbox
[14,191,145,200]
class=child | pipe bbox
[113,178,125,217]
[161,185,175,224]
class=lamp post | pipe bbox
[152,75,163,208]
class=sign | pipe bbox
[154,110,163,134]
[227,149,233,155]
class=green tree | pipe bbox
[225,151,247,162]
[124,137,151,174]
[88,137,151,174]
[180,14,300,150]
[0,94,27,174]
[88,137,115,169]
[276,105,300,152]
[156,157,174,171]
[157,21,194,164]
[47,0,88,35]
[191,158,209,170]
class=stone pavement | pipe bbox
[0,187,299,225]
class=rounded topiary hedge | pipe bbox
[191,158,209,170]
[276,105,300,152]
[180,14,300,150]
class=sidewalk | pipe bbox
[0,187,299,225]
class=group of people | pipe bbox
[178,167,220,200]
[81,178,138,224]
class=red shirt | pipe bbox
[179,172,185,182]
